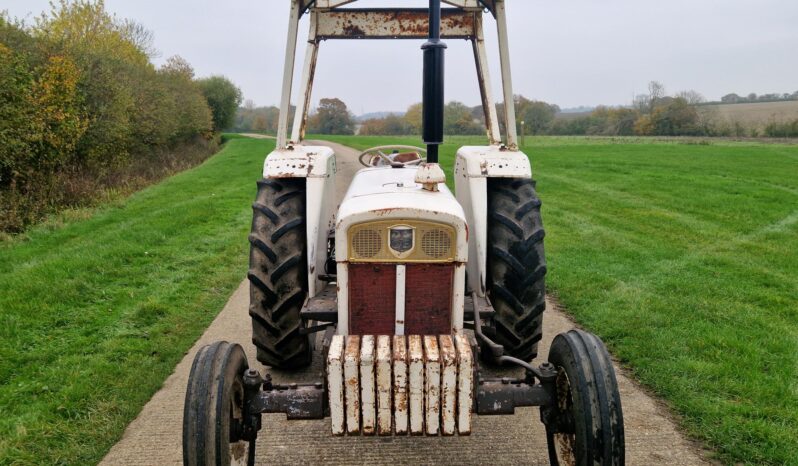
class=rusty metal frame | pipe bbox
[291,9,320,143]
[315,9,478,40]
[301,0,497,16]
[278,0,518,150]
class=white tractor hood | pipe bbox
[335,167,468,262]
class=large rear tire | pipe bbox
[544,330,625,466]
[248,178,311,369]
[183,341,254,466]
[485,177,547,361]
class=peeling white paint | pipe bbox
[408,335,425,435]
[376,335,393,435]
[360,335,376,435]
[455,333,474,435]
[424,336,441,435]
[326,333,475,436]
[327,335,345,435]
[439,335,458,435]
[344,335,361,434]
[393,335,409,435]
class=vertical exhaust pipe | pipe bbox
[422,0,446,163]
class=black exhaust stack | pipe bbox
[422,0,446,163]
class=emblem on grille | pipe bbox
[389,225,414,256]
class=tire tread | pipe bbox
[486,177,547,360]
[248,177,311,369]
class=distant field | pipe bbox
[708,100,798,125]
[556,101,798,130]
[320,134,798,465]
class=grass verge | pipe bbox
[320,134,798,465]
[0,136,270,465]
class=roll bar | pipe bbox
[276,0,519,151]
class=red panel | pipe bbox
[348,264,396,335]
[404,264,453,335]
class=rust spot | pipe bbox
[373,207,400,216]
[396,395,408,412]
[342,22,365,36]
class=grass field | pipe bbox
[1,134,796,465]
[0,135,270,465]
[320,134,798,465]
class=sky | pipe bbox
[5,0,798,114]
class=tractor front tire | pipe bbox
[544,330,625,465]
[485,177,547,361]
[183,341,253,466]
[248,178,311,369]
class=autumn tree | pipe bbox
[0,1,225,231]
[197,75,243,131]
[444,101,483,135]
[520,100,559,135]
[403,103,423,134]
[307,98,355,135]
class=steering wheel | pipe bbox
[358,145,427,167]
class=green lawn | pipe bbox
[0,135,270,465]
[1,134,796,465]
[321,134,798,465]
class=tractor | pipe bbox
[183,1,625,465]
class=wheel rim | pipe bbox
[553,368,577,466]
[228,378,250,466]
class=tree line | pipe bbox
[552,82,798,138]
[0,1,242,233]
[235,81,798,139]
[719,91,798,104]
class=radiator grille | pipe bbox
[421,229,452,259]
[352,229,381,258]
[349,264,395,335]
[405,264,453,335]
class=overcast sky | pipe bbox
[5,0,798,114]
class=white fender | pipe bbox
[454,145,532,296]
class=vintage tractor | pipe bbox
[183,1,624,465]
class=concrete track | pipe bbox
[100,139,712,465]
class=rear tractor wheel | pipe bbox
[485,177,547,361]
[543,329,625,466]
[248,178,311,369]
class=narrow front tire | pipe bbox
[183,341,254,466]
[543,329,625,466]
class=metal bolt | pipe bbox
[243,369,262,388]
[262,373,273,391]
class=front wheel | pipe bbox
[543,329,625,466]
[183,341,254,466]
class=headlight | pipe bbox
[348,220,455,262]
